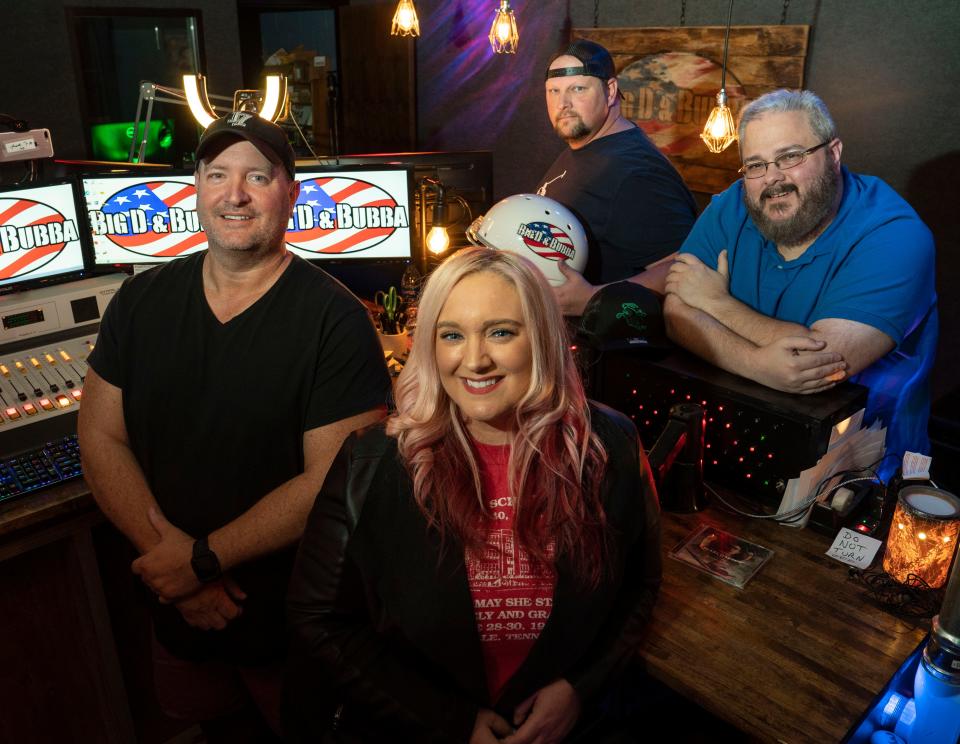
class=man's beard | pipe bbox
[744,166,840,248]
[554,114,590,143]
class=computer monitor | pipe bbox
[82,171,205,266]
[315,151,493,253]
[83,166,414,267]
[289,165,413,262]
[0,178,87,292]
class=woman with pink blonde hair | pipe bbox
[286,247,661,744]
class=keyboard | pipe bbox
[0,434,82,504]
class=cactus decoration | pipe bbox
[375,286,405,335]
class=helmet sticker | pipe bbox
[517,221,576,262]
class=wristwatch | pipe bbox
[190,536,222,583]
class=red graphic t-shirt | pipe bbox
[466,441,556,701]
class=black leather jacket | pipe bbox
[285,403,661,743]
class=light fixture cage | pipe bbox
[882,485,960,589]
[701,0,738,154]
[489,1,519,55]
[700,90,738,154]
[391,0,420,37]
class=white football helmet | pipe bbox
[466,194,588,286]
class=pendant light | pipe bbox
[700,0,737,153]
[391,0,420,37]
[489,1,519,54]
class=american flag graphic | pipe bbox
[0,197,67,280]
[101,180,207,258]
[519,221,575,262]
[287,176,398,254]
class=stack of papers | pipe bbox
[776,409,886,528]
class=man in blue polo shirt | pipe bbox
[664,89,937,477]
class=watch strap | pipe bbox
[191,535,222,583]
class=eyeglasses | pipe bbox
[738,141,831,179]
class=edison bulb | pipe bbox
[426,226,450,255]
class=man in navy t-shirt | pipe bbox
[664,89,937,477]
[538,39,697,315]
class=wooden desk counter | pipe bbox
[0,481,137,743]
[643,508,928,744]
[0,477,95,545]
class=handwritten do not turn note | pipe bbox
[826,529,882,568]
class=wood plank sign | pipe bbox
[574,26,809,194]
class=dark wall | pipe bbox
[1,1,244,162]
[416,0,959,401]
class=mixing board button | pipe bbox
[55,395,70,408]
[38,398,53,411]
[0,364,8,376]
[5,407,20,420]
[22,403,36,416]
[59,350,71,362]
[44,353,56,364]
[71,390,82,400]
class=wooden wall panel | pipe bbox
[339,3,417,154]
[574,26,809,193]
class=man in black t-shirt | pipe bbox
[78,114,390,740]
[539,39,697,315]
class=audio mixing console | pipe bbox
[0,274,125,497]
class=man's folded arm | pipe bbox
[696,291,810,347]
[664,293,847,395]
[809,318,895,377]
[78,367,243,628]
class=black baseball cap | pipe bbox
[546,39,616,81]
[576,281,671,353]
[195,112,296,180]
